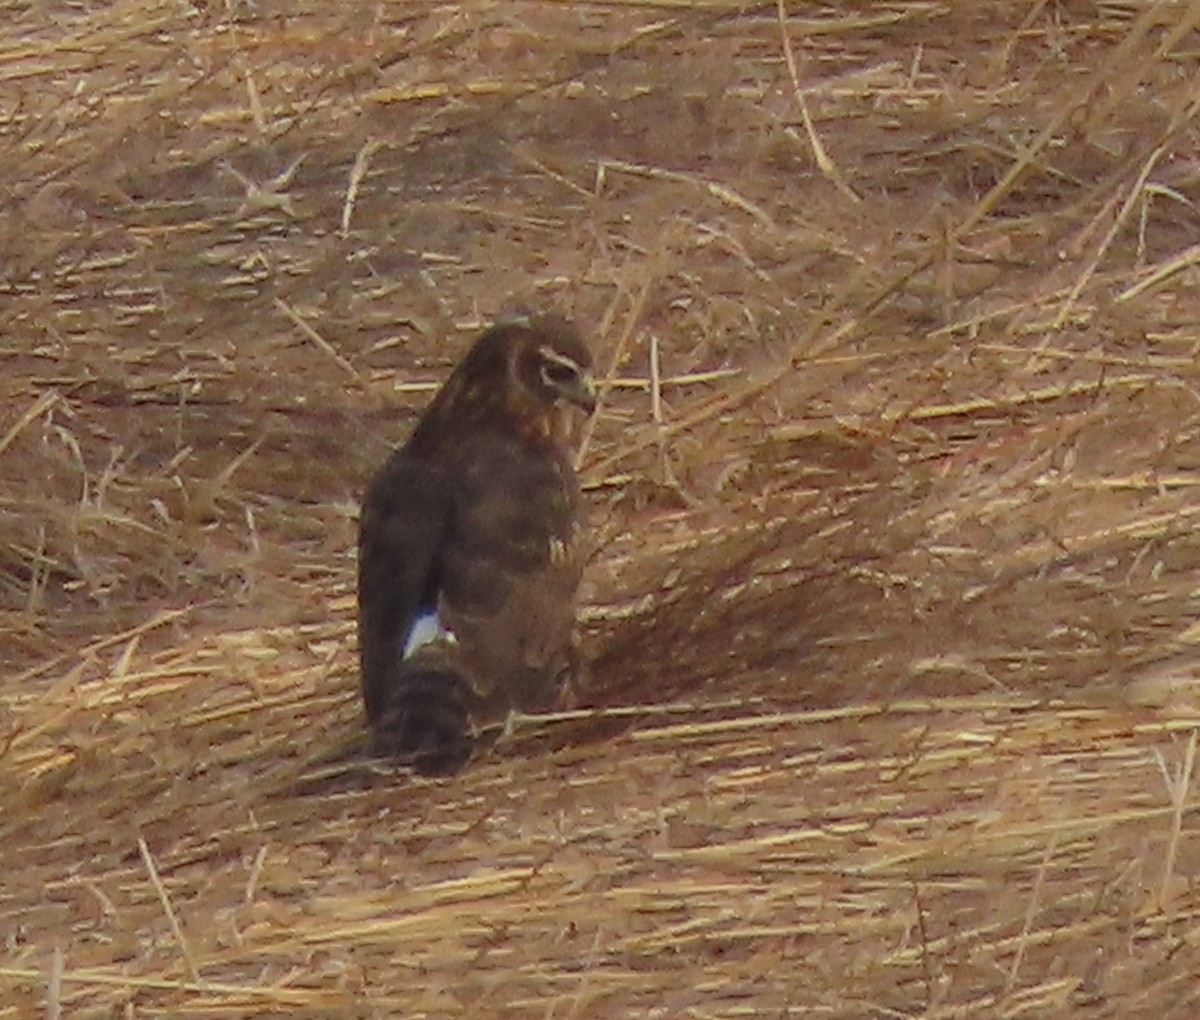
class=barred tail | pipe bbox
[368,666,473,776]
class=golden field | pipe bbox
[2,3,1200,1016]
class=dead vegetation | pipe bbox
[3,1,1200,1016]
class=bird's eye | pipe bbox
[541,360,578,387]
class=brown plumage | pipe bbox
[357,317,596,774]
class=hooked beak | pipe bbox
[563,372,597,414]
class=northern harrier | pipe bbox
[358,317,595,774]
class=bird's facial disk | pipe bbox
[536,345,597,413]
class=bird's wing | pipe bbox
[438,440,575,618]
[357,450,451,725]
[433,439,582,714]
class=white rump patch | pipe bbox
[403,610,457,659]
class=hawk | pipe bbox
[357,317,596,774]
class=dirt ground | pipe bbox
[3,2,1200,1017]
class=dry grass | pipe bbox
[3,1,1200,1016]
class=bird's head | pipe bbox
[503,318,595,441]
[419,317,597,446]
[511,325,596,416]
